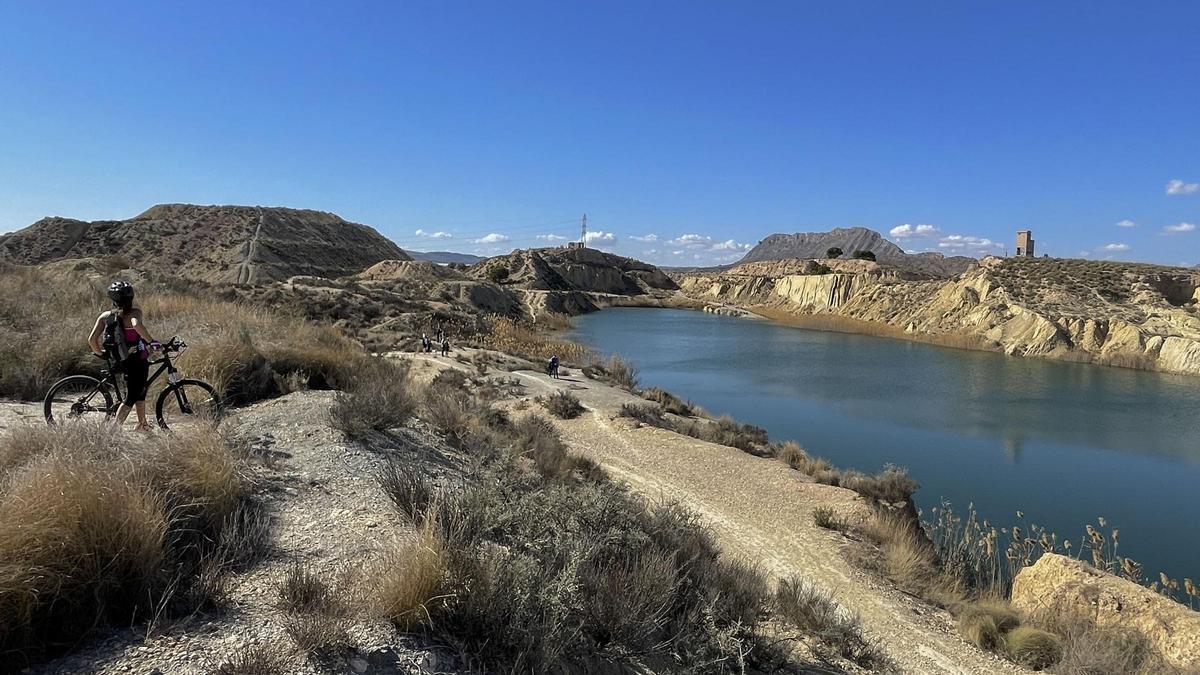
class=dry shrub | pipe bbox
[512,414,602,481]
[275,563,353,654]
[540,390,584,420]
[1031,608,1174,675]
[209,642,294,675]
[675,415,768,452]
[1003,626,1062,670]
[839,465,918,504]
[596,354,639,390]
[329,358,416,439]
[773,576,892,671]
[641,387,695,416]
[618,402,665,425]
[0,422,255,665]
[812,506,845,531]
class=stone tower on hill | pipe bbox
[1016,230,1035,257]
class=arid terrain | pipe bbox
[2,205,1198,673]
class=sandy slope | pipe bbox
[417,354,1024,675]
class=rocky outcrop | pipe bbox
[1011,554,1200,670]
[680,256,1200,376]
[0,204,409,283]
[473,247,679,316]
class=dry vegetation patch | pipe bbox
[0,422,262,666]
[538,389,585,419]
[363,379,809,673]
[0,265,367,404]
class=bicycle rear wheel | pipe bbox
[155,379,222,430]
[44,375,115,426]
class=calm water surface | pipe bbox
[569,308,1200,582]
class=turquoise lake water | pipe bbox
[569,307,1200,583]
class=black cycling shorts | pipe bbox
[123,357,150,403]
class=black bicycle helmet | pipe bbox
[107,280,134,305]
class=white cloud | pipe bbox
[937,234,1001,251]
[1078,251,1091,257]
[630,234,658,242]
[473,233,510,244]
[889,223,940,239]
[415,228,452,239]
[711,239,751,252]
[1163,222,1196,234]
[1099,243,1130,252]
[1115,219,1136,228]
[667,234,714,248]
[584,230,617,244]
[1166,179,1200,195]
[536,233,567,241]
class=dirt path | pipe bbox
[235,207,265,285]
[435,357,1024,675]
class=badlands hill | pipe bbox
[468,246,681,315]
[0,204,409,284]
[682,255,1200,376]
[740,226,976,277]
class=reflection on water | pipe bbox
[570,308,1200,581]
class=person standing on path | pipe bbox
[441,337,450,357]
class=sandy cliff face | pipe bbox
[680,257,1200,376]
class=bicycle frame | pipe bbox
[98,349,183,410]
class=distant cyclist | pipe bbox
[88,281,161,431]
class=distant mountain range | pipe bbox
[738,226,976,276]
[408,250,487,265]
[0,204,408,284]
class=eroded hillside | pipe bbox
[0,204,409,284]
[681,256,1200,376]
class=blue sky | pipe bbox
[1,1,1197,266]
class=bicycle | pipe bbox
[43,336,222,429]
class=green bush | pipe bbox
[487,265,510,283]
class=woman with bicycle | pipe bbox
[87,281,162,431]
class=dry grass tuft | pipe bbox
[1002,625,1062,670]
[957,600,1020,651]
[640,387,695,416]
[0,422,256,664]
[773,576,893,671]
[209,642,294,675]
[371,525,448,629]
[276,563,353,654]
[812,506,846,531]
[539,389,585,419]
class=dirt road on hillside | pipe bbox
[413,353,1023,675]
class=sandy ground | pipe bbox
[412,351,1025,675]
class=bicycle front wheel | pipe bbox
[44,375,115,426]
[155,379,222,430]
